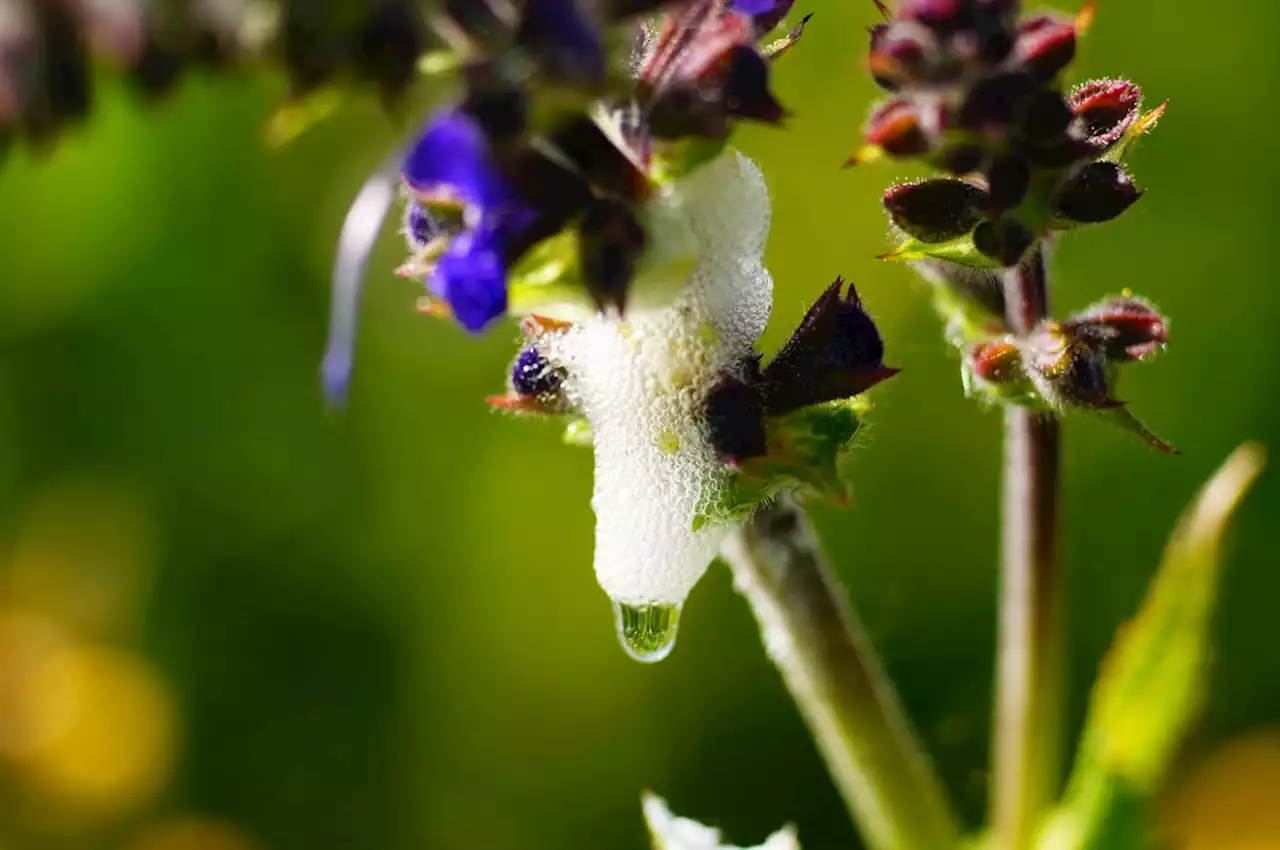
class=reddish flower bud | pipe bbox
[884,179,987,243]
[1013,14,1076,79]
[973,217,1034,266]
[1054,161,1142,223]
[1066,296,1168,362]
[1069,79,1141,152]
[970,339,1023,383]
[899,0,966,30]
[868,23,935,89]
[865,99,929,157]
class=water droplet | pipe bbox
[612,601,681,663]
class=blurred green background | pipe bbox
[0,1,1277,848]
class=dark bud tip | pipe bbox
[723,46,787,125]
[865,99,929,157]
[1069,79,1142,152]
[984,155,1032,212]
[1055,161,1142,224]
[1013,14,1076,79]
[705,372,768,464]
[759,278,895,415]
[1066,296,1168,362]
[973,218,1035,266]
[578,197,647,315]
[970,339,1023,384]
[403,201,442,249]
[511,346,565,398]
[883,179,987,243]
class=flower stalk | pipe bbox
[721,495,961,850]
[994,250,1065,850]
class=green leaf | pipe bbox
[1037,443,1266,850]
[882,233,1002,270]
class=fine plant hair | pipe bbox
[0,3,1265,850]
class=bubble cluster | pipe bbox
[544,152,773,608]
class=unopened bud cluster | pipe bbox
[856,0,1174,450]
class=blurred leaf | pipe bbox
[1037,443,1266,850]
[643,792,800,850]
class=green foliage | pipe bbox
[1037,444,1266,850]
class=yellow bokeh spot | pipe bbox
[0,622,177,817]
[130,816,261,850]
[1159,730,1280,850]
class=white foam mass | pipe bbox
[545,151,773,607]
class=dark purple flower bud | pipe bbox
[899,0,967,32]
[352,0,428,102]
[1022,90,1074,141]
[883,179,987,243]
[511,346,566,397]
[973,217,1034,266]
[1054,161,1142,223]
[507,148,594,252]
[985,155,1031,212]
[970,339,1023,384]
[577,197,647,314]
[1012,14,1076,79]
[458,73,529,152]
[548,115,650,202]
[1023,321,1118,409]
[1069,79,1141,152]
[705,371,768,464]
[430,224,510,332]
[723,45,786,124]
[760,278,899,415]
[403,201,442,249]
[868,22,933,89]
[959,70,1038,133]
[403,109,514,210]
[865,99,929,157]
[516,0,607,88]
[935,144,987,175]
[648,84,731,140]
[1065,297,1168,362]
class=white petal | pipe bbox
[643,793,800,850]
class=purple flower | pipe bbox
[402,109,539,333]
[402,109,514,212]
[428,224,510,332]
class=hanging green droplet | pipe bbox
[612,601,681,663]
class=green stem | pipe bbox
[992,251,1065,849]
[721,496,962,850]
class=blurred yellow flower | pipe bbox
[1160,730,1280,850]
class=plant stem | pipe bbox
[721,495,962,850]
[992,250,1065,849]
